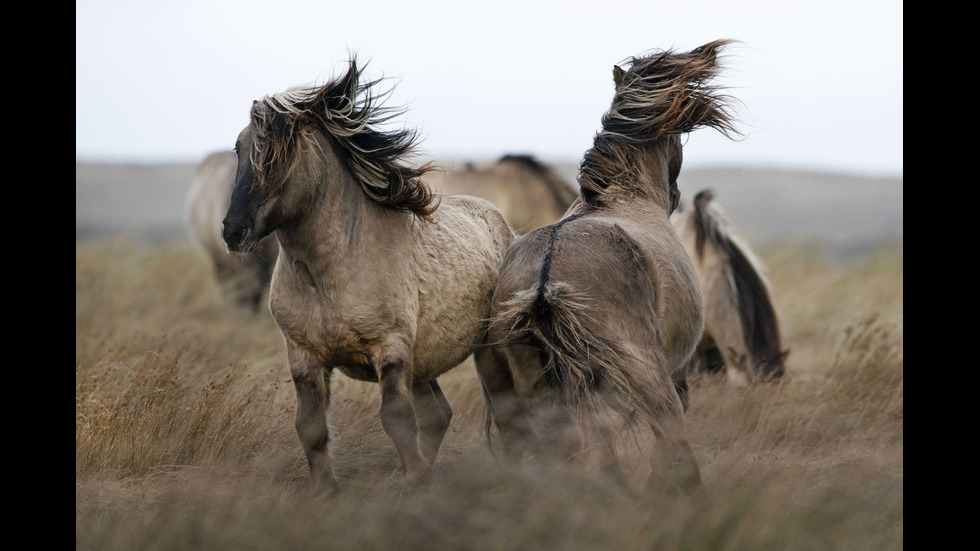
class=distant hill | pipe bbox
[76,161,901,256]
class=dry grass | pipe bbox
[76,237,902,550]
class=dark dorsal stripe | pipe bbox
[537,214,585,302]
[533,213,602,392]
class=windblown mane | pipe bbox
[692,189,786,377]
[578,40,741,206]
[248,57,437,217]
[498,154,578,211]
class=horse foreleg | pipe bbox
[289,345,338,496]
[473,347,536,462]
[412,379,453,465]
[378,354,432,485]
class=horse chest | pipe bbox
[270,285,388,377]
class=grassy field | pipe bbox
[76,237,902,550]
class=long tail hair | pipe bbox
[489,279,682,440]
[692,190,787,380]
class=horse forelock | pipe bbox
[247,57,438,218]
[578,40,743,207]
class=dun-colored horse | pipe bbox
[671,189,788,383]
[185,150,278,312]
[221,58,515,494]
[427,154,577,234]
[482,40,741,493]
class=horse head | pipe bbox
[222,100,315,255]
[579,40,740,214]
[223,58,437,255]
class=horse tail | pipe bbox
[490,279,682,438]
[692,189,787,380]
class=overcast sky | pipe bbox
[76,0,903,177]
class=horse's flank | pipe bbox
[426,154,577,234]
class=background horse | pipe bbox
[426,154,577,234]
[185,150,279,312]
[482,40,741,493]
[671,189,788,383]
[221,58,514,494]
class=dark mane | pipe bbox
[498,154,578,211]
[248,57,437,218]
[578,40,741,206]
[693,190,786,379]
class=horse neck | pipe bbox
[601,143,677,219]
[274,140,401,276]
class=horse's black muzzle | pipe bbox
[221,218,254,255]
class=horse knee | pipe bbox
[295,415,329,453]
[380,396,415,429]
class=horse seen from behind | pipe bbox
[482,40,742,494]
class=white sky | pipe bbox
[76,0,903,177]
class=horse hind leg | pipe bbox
[412,379,453,465]
[647,412,702,495]
[473,347,537,462]
[535,401,582,463]
[646,386,702,495]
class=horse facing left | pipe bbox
[221,58,515,494]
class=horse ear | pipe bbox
[613,65,625,88]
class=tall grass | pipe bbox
[77,238,902,550]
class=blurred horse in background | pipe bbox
[220,57,514,494]
[427,154,577,234]
[671,190,788,383]
[482,40,742,494]
[185,150,279,312]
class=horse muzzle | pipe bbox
[222,222,258,255]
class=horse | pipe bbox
[670,189,788,383]
[481,40,741,493]
[220,57,515,495]
[185,150,279,312]
[426,154,578,234]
